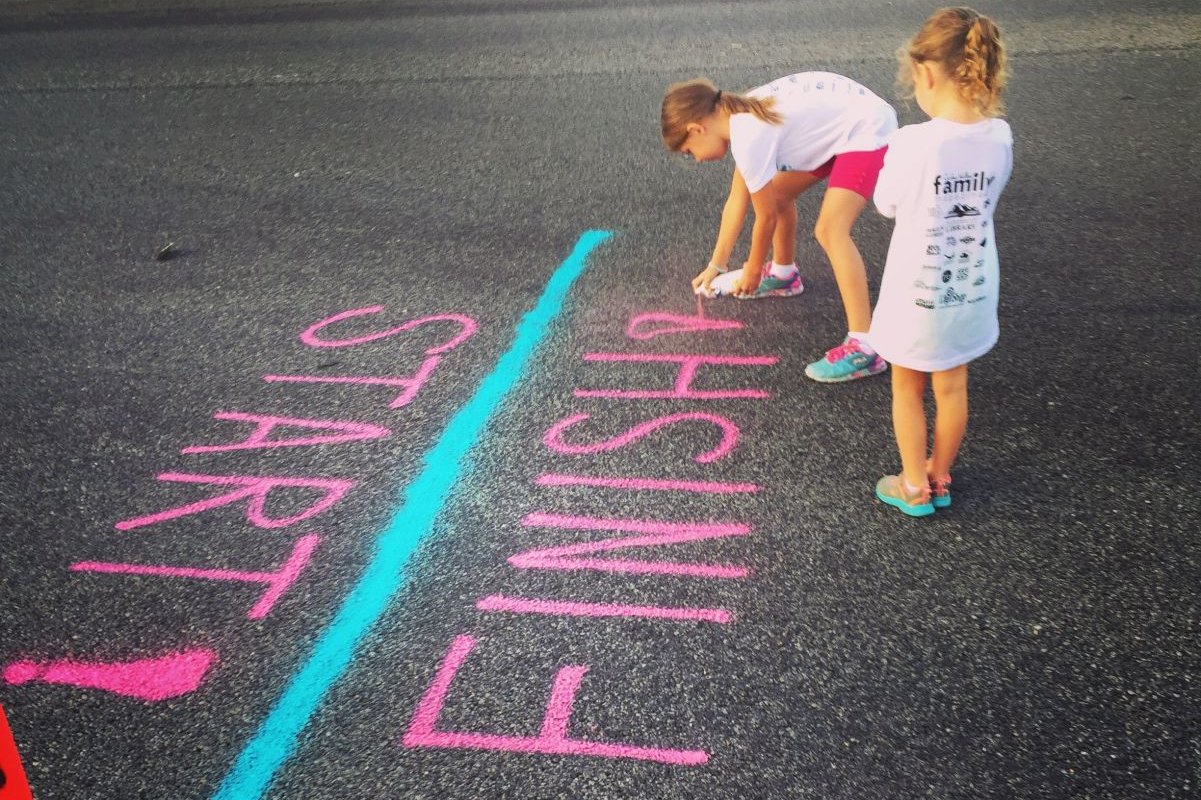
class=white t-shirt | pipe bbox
[869,117,1014,372]
[729,72,897,193]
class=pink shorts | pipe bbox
[808,146,888,200]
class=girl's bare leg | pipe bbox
[814,187,871,333]
[770,172,825,267]
[929,364,969,479]
[891,364,930,488]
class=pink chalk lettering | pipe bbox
[626,311,742,340]
[512,513,750,579]
[115,473,353,531]
[71,534,320,619]
[536,473,759,494]
[542,412,740,464]
[299,307,477,353]
[182,412,390,454]
[477,594,731,624]
[575,353,777,400]
[403,635,708,765]
[3,649,217,701]
[263,355,441,409]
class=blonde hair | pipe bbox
[900,7,1008,117]
[660,78,783,151]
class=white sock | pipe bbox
[769,261,797,279]
[848,331,874,352]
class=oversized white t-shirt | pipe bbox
[729,72,897,193]
[869,117,1014,371]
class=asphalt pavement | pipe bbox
[1,1,1199,798]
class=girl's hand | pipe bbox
[733,261,763,297]
[692,264,723,296]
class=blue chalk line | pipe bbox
[212,230,613,799]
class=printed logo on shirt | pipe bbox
[974,259,985,268]
[933,172,995,195]
[960,236,976,244]
[927,245,941,255]
[927,226,945,237]
[915,298,936,309]
[913,279,940,291]
[945,237,956,247]
[980,238,988,247]
[972,275,986,287]
[940,286,967,306]
[945,203,981,218]
[944,253,955,261]
[956,268,969,281]
[942,270,953,284]
[968,296,988,304]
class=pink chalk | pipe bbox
[71,534,319,619]
[542,411,740,463]
[299,307,477,353]
[264,355,441,409]
[115,473,353,531]
[182,412,389,454]
[512,513,751,579]
[575,353,776,400]
[626,311,742,340]
[4,649,217,701]
[403,635,708,765]
[477,594,731,624]
[535,473,759,494]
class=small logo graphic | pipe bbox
[942,270,953,284]
[945,236,957,247]
[913,279,940,291]
[974,259,985,268]
[946,203,981,218]
[980,237,988,247]
[959,252,970,261]
[927,245,941,255]
[941,287,967,305]
[915,298,936,309]
[944,253,955,261]
[956,268,969,281]
[968,296,988,304]
[927,227,945,237]
[984,198,992,208]
[960,236,976,244]
[972,275,985,286]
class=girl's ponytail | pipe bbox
[960,14,1007,116]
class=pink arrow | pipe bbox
[3,649,217,702]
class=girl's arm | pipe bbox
[732,180,778,296]
[693,169,751,294]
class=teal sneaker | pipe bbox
[737,268,803,299]
[805,337,887,383]
[875,475,935,517]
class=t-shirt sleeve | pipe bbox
[873,127,914,219]
[729,115,779,194]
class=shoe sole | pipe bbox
[876,486,935,517]
[932,495,952,509]
[804,357,888,383]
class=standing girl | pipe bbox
[870,7,1011,516]
[661,71,897,383]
